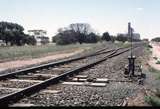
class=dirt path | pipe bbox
[0,49,84,72]
[148,42,160,70]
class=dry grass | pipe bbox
[0,43,104,61]
[144,96,160,106]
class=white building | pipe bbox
[28,30,49,45]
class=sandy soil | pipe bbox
[0,49,84,72]
[148,42,160,70]
[127,88,150,106]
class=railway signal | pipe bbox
[124,22,145,84]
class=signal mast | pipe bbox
[124,22,145,85]
[128,22,136,77]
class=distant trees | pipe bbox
[52,23,100,45]
[40,36,49,45]
[53,24,138,45]
[110,35,116,43]
[142,38,149,42]
[0,21,36,46]
[101,32,117,43]
[101,32,111,41]
[52,30,77,45]
[151,37,160,42]
[85,32,100,43]
[69,23,93,44]
[116,34,128,42]
[0,21,143,46]
[24,35,37,45]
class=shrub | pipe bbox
[101,32,111,41]
[148,45,153,48]
[148,66,160,73]
[151,37,160,42]
[153,57,158,60]
[156,60,160,64]
[116,34,128,43]
[0,21,34,46]
[52,27,100,45]
[144,96,160,106]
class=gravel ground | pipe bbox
[0,89,16,97]
[14,45,146,106]
[0,81,35,89]
[19,83,139,106]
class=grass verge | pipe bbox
[148,65,160,73]
[114,41,130,48]
[0,43,104,61]
[148,65,160,80]
[144,96,160,106]
[144,42,160,106]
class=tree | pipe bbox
[52,23,101,45]
[69,23,93,44]
[53,30,77,45]
[110,35,116,43]
[0,21,24,45]
[116,34,128,43]
[151,37,160,42]
[24,35,37,45]
[41,36,49,45]
[85,32,100,43]
[101,32,111,41]
[0,21,36,46]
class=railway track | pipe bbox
[0,44,140,106]
[0,46,112,79]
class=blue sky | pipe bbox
[0,0,160,40]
